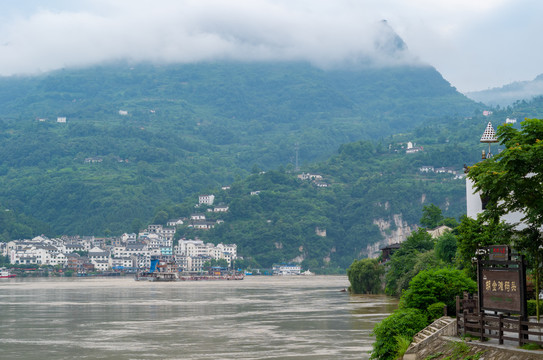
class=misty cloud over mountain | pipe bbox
[467,74,543,107]
[0,1,422,76]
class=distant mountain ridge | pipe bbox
[466,74,543,107]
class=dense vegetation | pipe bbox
[0,61,479,237]
[349,118,543,358]
[3,62,543,270]
[344,207,483,359]
[467,118,543,319]
[170,137,476,270]
[0,205,51,242]
[177,110,542,269]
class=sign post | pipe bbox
[476,246,528,340]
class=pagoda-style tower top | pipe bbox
[480,122,498,159]
[480,122,498,143]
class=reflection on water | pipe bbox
[0,276,397,360]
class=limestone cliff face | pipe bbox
[367,214,416,258]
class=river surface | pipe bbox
[0,276,397,360]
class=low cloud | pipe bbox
[0,1,420,76]
[0,0,542,92]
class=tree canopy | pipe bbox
[420,204,443,228]
[399,267,477,316]
[467,118,543,227]
[467,118,543,317]
[347,258,384,294]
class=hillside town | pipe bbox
[0,174,334,277]
[1,223,237,274]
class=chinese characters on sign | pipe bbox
[488,245,509,261]
[482,269,521,312]
[484,278,517,293]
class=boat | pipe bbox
[0,268,16,278]
[135,258,244,282]
[135,259,179,282]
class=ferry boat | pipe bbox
[135,258,244,282]
[0,268,16,278]
[135,259,178,282]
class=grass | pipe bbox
[424,341,486,360]
[519,343,543,350]
[394,335,412,359]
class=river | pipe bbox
[0,275,397,360]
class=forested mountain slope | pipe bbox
[171,125,475,270]
[0,61,479,235]
[167,96,543,270]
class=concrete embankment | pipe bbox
[403,317,543,360]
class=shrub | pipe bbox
[434,231,457,263]
[427,302,447,321]
[370,308,428,360]
[347,258,384,294]
[527,299,543,316]
[400,268,477,316]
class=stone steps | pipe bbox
[411,317,456,346]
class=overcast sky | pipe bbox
[0,0,541,93]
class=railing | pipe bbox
[459,312,543,347]
[456,294,543,347]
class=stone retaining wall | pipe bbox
[404,336,543,360]
[403,317,543,360]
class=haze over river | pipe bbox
[0,276,397,359]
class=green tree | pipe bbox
[467,118,543,317]
[370,308,428,360]
[420,204,443,229]
[467,119,543,228]
[394,250,444,294]
[204,259,229,269]
[152,210,169,225]
[399,268,477,316]
[0,254,9,265]
[439,217,459,228]
[385,228,434,296]
[456,215,513,278]
[434,231,457,263]
[516,226,543,321]
[347,258,384,294]
[131,218,143,234]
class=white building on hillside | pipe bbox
[199,194,215,205]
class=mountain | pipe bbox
[174,139,472,270]
[466,74,543,107]
[171,96,543,271]
[0,60,480,237]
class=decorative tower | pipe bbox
[480,121,498,159]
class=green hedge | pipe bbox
[527,299,543,317]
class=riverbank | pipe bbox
[403,317,543,360]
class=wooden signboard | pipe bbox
[477,246,527,318]
[481,269,521,312]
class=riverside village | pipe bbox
[0,193,306,279]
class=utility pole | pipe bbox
[295,143,299,171]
